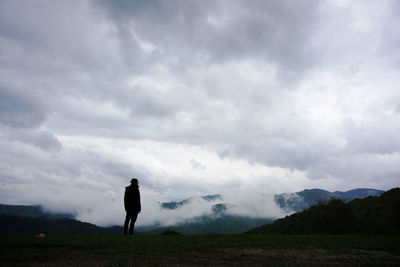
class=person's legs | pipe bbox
[129,212,138,234]
[124,212,131,235]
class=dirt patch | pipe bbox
[14,248,400,266]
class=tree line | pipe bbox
[248,187,400,234]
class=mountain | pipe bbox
[0,206,271,235]
[140,214,273,235]
[274,188,384,213]
[333,188,384,199]
[161,189,384,215]
[247,187,400,235]
[0,204,75,219]
[142,202,272,234]
[155,194,273,234]
[155,189,385,234]
[0,188,386,234]
[160,194,221,209]
[0,213,122,234]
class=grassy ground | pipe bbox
[1,234,400,266]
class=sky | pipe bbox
[0,0,399,226]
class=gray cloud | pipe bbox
[97,0,320,75]
[0,86,47,129]
[0,0,399,226]
[190,159,206,170]
[2,128,62,152]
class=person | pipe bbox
[124,178,141,235]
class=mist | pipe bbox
[37,186,288,227]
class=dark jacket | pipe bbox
[124,185,141,212]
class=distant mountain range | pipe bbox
[137,188,385,234]
[138,215,272,235]
[143,195,271,234]
[160,194,222,210]
[0,188,386,234]
[158,188,384,215]
[274,188,384,213]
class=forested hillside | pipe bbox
[274,188,384,212]
[0,204,74,219]
[248,187,400,234]
[142,215,273,234]
[0,214,122,234]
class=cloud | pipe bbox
[0,0,399,226]
[190,159,206,170]
[0,86,47,129]
[1,128,62,152]
[96,0,320,75]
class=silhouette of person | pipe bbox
[124,178,141,235]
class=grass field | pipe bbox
[1,234,400,266]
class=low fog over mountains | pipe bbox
[158,188,383,215]
[0,188,384,234]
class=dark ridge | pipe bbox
[0,213,123,234]
[248,187,400,235]
[0,204,75,219]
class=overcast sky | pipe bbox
[1,0,399,226]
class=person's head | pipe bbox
[130,178,139,186]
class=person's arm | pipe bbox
[124,189,128,212]
[137,189,141,213]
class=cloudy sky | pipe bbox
[1,0,399,226]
